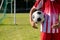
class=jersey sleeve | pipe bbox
[33,0,43,10]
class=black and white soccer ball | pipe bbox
[32,10,44,23]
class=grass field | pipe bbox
[0,13,40,40]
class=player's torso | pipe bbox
[41,12,59,33]
[45,0,60,14]
[40,0,60,33]
[35,0,60,12]
[34,0,60,33]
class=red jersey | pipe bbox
[33,0,60,33]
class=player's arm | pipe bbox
[29,6,38,29]
[29,0,44,29]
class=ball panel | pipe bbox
[37,18,41,22]
[37,12,41,14]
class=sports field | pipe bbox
[0,13,40,40]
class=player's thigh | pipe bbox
[40,32,51,40]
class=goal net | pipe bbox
[0,0,16,24]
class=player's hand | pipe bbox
[52,23,60,28]
[30,21,38,29]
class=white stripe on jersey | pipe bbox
[40,24,42,32]
[52,14,56,33]
[47,14,51,33]
[42,15,47,32]
[52,28,55,33]
[56,29,58,33]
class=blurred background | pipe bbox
[0,0,39,40]
[0,0,35,13]
[16,0,35,13]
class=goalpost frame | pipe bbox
[7,0,16,24]
[14,0,16,24]
[0,0,16,24]
[6,0,16,24]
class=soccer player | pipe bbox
[29,0,60,40]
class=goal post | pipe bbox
[7,0,16,24]
[14,0,16,24]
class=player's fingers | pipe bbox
[52,24,59,28]
[32,23,38,29]
[32,26,38,29]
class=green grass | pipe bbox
[0,13,40,40]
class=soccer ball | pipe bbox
[32,10,44,23]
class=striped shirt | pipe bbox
[33,0,60,33]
